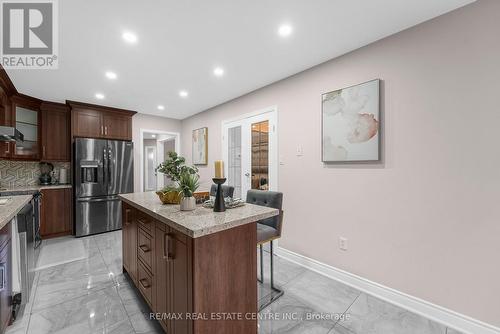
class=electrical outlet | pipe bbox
[339,237,348,251]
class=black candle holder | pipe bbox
[212,178,226,212]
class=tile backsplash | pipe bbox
[0,160,71,188]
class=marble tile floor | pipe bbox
[7,231,464,334]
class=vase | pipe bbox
[180,196,196,211]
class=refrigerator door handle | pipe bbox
[103,147,107,189]
[77,197,120,203]
[108,147,112,192]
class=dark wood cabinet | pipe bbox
[72,108,102,139]
[0,223,12,334]
[102,112,132,140]
[122,203,257,334]
[69,101,135,141]
[40,188,72,238]
[0,88,13,159]
[40,102,70,162]
[155,223,192,334]
[122,205,138,283]
[10,94,42,161]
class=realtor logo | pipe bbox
[1,0,58,69]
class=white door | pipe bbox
[222,107,278,200]
[144,146,157,191]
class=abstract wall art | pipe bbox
[322,79,380,162]
[192,127,208,165]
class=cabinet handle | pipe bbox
[164,233,175,260]
[105,126,108,135]
[0,263,5,291]
[5,143,9,154]
[43,146,46,158]
[139,244,150,253]
[101,125,104,135]
[139,278,150,289]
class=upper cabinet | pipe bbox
[40,102,71,162]
[0,86,13,159]
[10,94,42,160]
[68,101,135,141]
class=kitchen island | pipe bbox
[119,192,279,334]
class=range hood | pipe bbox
[0,126,24,142]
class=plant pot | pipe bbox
[180,196,196,211]
[156,191,181,204]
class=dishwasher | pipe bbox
[4,192,42,320]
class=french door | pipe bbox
[222,108,277,200]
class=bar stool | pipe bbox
[209,184,235,198]
[246,189,284,310]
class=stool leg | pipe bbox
[258,240,284,311]
[258,244,264,283]
[270,241,275,288]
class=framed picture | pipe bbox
[322,79,380,162]
[192,127,208,165]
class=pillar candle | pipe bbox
[214,160,224,178]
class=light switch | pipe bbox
[296,145,303,156]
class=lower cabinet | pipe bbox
[40,188,72,238]
[155,223,192,334]
[0,223,12,334]
[122,205,137,283]
[122,203,192,334]
[121,202,257,334]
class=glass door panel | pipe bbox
[15,106,39,157]
[251,121,269,190]
[223,108,276,201]
[227,126,242,199]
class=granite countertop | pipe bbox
[119,192,279,238]
[0,195,32,230]
[0,184,72,194]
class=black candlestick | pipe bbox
[212,178,226,212]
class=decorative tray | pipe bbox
[202,197,245,209]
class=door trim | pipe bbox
[139,129,180,192]
[221,106,279,196]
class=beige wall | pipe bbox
[180,0,500,326]
[132,113,181,192]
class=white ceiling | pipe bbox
[6,0,474,119]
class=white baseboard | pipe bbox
[275,246,500,334]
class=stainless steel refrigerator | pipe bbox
[74,138,133,237]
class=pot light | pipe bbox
[122,31,138,44]
[95,93,105,100]
[179,90,188,98]
[152,134,156,138]
[157,105,165,110]
[105,71,117,80]
[213,67,225,77]
[278,24,293,37]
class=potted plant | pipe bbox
[177,170,200,211]
[156,152,199,205]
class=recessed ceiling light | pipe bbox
[278,24,293,37]
[122,31,138,44]
[213,67,225,77]
[105,71,117,80]
[179,90,188,98]
[152,134,156,138]
[95,93,105,100]
[157,105,165,110]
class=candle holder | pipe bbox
[212,178,227,212]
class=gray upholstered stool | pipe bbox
[210,184,235,198]
[246,189,284,310]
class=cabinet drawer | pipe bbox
[138,228,153,271]
[136,212,153,235]
[137,260,153,307]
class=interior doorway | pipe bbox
[222,106,278,200]
[140,129,180,192]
